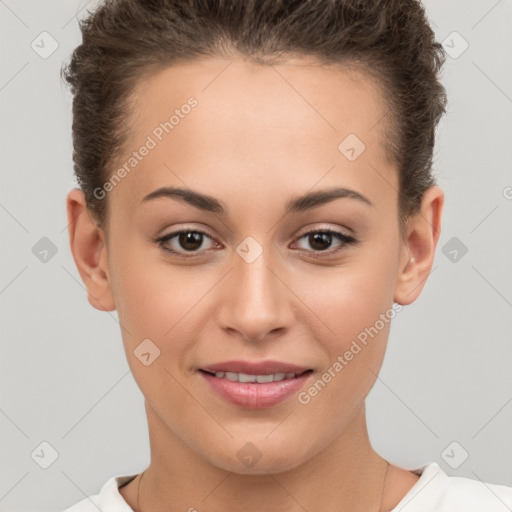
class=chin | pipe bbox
[199,436,312,476]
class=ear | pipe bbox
[394,185,444,306]
[66,188,116,311]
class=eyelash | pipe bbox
[154,228,358,259]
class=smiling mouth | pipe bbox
[199,369,313,383]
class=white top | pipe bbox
[62,462,512,512]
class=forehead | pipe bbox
[129,55,390,151]
[109,56,397,215]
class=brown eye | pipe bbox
[307,232,334,251]
[177,231,204,251]
[293,229,358,257]
[155,229,218,257]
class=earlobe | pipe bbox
[66,188,116,312]
[394,186,444,306]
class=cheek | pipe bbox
[109,243,217,365]
[292,237,399,407]
[109,235,186,329]
[292,262,396,427]
[109,250,203,410]
[300,251,397,346]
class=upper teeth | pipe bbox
[214,371,298,383]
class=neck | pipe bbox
[134,402,390,512]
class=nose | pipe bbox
[215,245,295,343]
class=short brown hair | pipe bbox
[61,0,448,236]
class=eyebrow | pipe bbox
[140,186,373,214]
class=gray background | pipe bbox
[1,0,511,510]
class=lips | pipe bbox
[197,360,314,409]
[200,360,312,375]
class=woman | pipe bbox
[61,0,512,510]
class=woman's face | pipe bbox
[84,56,439,474]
